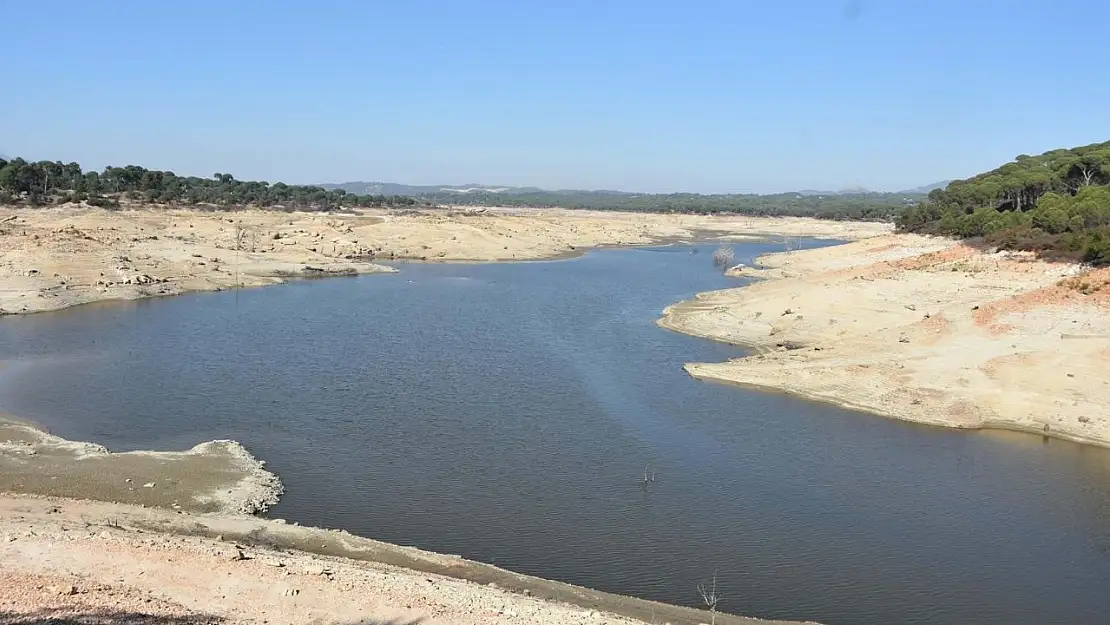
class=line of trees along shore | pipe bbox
[897,140,1110,263]
[412,189,918,220]
[0,156,918,220]
[0,158,418,211]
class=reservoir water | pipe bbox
[2,240,1110,625]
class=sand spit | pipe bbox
[0,495,811,625]
[0,415,282,515]
[0,204,890,315]
[659,233,1110,447]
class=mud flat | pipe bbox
[0,204,890,315]
[0,414,282,514]
[659,233,1110,447]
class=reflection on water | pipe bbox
[2,240,1110,625]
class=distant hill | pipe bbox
[320,182,535,196]
[901,180,951,194]
[324,180,944,198]
[316,180,928,221]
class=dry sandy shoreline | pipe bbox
[0,494,811,625]
[0,203,890,315]
[659,233,1110,448]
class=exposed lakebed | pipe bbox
[2,240,1110,625]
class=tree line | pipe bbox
[0,154,922,221]
[416,189,917,220]
[897,140,1110,263]
[0,157,419,211]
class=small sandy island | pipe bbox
[660,233,1110,447]
[0,204,889,315]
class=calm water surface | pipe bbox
[3,240,1110,625]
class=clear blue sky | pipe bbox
[2,0,1107,193]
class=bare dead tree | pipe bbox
[233,221,249,289]
[711,245,734,268]
[1079,164,1098,187]
[697,571,722,625]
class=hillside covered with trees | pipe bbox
[0,157,418,211]
[898,140,1110,263]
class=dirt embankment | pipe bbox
[0,495,809,625]
[660,233,1110,446]
[0,204,890,315]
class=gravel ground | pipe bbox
[0,495,804,625]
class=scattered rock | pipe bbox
[282,588,300,597]
[899,335,910,343]
[1079,416,1091,423]
[142,482,156,488]
[53,584,77,596]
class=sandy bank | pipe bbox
[659,233,1110,447]
[0,415,281,515]
[0,204,890,315]
[0,495,809,625]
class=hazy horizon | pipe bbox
[317,178,947,195]
[2,1,1107,194]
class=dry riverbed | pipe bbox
[0,203,889,315]
[660,233,1110,446]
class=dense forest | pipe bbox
[897,140,1110,263]
[0,157,419,210]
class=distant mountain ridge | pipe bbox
[903,180,951,194]
[319,182,539,196]
[316,180,934,221]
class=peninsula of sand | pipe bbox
[659,233,1110,447]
